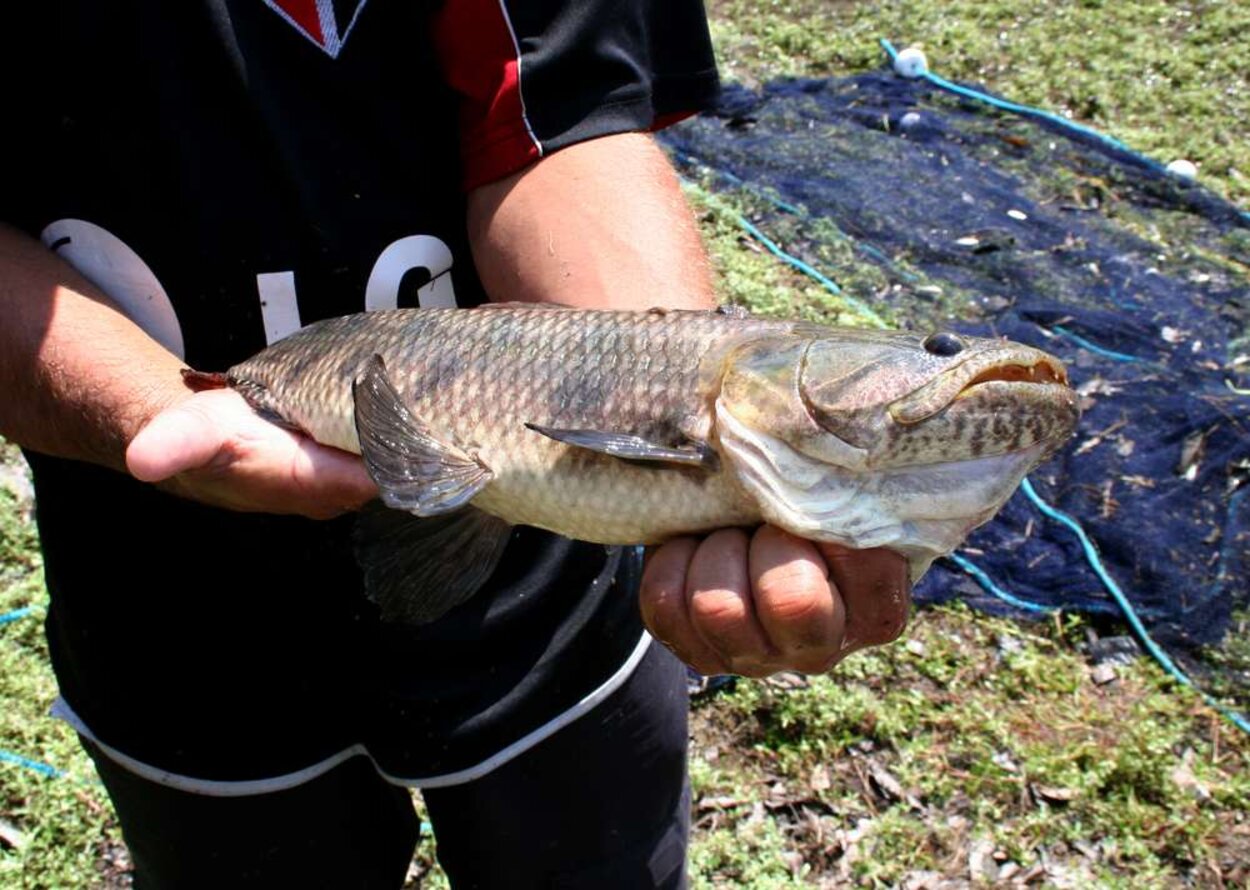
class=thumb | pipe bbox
[126,399,225,482]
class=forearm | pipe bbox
[0,224,188,472]
[466,133,715,311]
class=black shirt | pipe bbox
[8,0,718,784]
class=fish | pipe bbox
[192,303,1079,624]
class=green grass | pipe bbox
[682,182,900,329]
[0,482,124,889]
[690,0,1250,333]
[689,606,1250,887]
[707,0,1250,209]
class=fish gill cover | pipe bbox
[660,70,1250,653]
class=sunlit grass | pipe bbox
[708,0,1250,208]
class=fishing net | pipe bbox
[659,68,1250,680]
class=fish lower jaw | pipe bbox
[719,405,1049,581]
[791,448,1042,531]
[765,496,1001,572]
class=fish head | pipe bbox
[800,329,1077,467]
[715,328,1079,580]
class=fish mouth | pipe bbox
[890,352,1070,424]
[956,356,1067,391]
[950,356,1072,410]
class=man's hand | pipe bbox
[127,388,376,519]
[640,526,911,677]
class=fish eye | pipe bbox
[922,331,965,357]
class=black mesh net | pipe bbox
[661,71,1250,661]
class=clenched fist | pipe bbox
[640,525,911,677]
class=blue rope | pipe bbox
[1020,478,1250,734]
[715,169,805,216]
[674,151,805,216]
[1050,325,1148,364]
[879,37,1250,227]
[733,215,891,329]
[674,151,922,298]
[1,603,72,780]
[0,749,64,779]
[0,606,37,626]
[878,40,1170,175]
[735,215,841,294]
[946,550,1056,614]
[854,242,919,282]
[1,604,69,780]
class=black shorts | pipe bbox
[36,455,655,786]
[84,640,691,889]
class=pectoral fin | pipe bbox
[525,423,716,469]
[353,354,493,515]
[355,503,513,625]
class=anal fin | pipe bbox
[355,502,513,625]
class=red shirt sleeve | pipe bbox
[431,0,720,192]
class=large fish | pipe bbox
[195,304,1079,623]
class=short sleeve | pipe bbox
[431,0,720,191]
